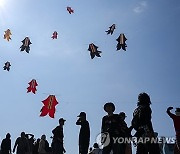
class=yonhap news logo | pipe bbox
[96,132,110,149]
[95,133,175,148]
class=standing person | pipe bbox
[76,112,90,154]
[1,133,11,154]
[38,135,48,154]
[101,102,125,154]
[13,132,29,154]
[131,92,160,154]
[33,139,40,154]
[167,107,180,154]
[26,134,35,154]
[52,118,66,154]
[119,112,132,154]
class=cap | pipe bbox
[59,118,66,122]
[77,112,86,117]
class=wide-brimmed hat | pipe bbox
[104,102,115,112]
[77,112,86,117]
[119,112,127,117]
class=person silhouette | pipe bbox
[1,133,11,154]
[76,112,90,154]
[130,93,160,154]
[167,107,180,154]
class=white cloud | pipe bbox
[134,1,147,13]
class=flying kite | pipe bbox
[88,43,102,59]
[3,61,11,71]
[27,79,38,94]
[40,95,58,118]
[106,24,116,35]
[20,37,32,53]
[67,7,74,14]
[4,29,12,41]
[51,31,58,39]
[116,33,127,51]
[3,62,11,71]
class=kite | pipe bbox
[20,37,32,53]
[67,7,74,14]
[88,43,102,59]
[51,31,58,39]
[4,29,12,41]
[116,33,127,51]
[106,24,116,35]
[27,79,38,94]
[40,95,58,118]
[3,62,11,71]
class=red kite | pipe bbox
[40,95,58,118]
[27,79,38,94]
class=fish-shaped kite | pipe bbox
[40,95,58,118]
[51,31,58,39]
[27,79,38,94]
[106,24,116,35]
[3,61,11,71]
[67,7,74,14]
[116,33,127,51]
[4,29,12,41]
[20,37,32,53]
[88,43,102,59]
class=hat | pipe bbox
[77,112,86,117]
[59,118,66,122]
[175,108,180,112]
[104,102,115,112]
[119,112,127,117]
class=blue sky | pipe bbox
[0,0,180,153]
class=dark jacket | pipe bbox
[76,120,90,146]
[131,105,154,137]
[1,138,11,154]
[101,114,123,137]
[52,125,64,142]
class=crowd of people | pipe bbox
[0,92,179,154]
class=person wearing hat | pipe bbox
[119,112,132,154]
[167,107,180,154]
[52,118,66,154]
[76,112,90,154]
[130,92,160,154]
[101,102,126,154]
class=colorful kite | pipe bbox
[116,33,127,51]
[20,37,32,53]
[51,31,58,39]
[106,24,116,35]
[40,95,58,118]
[27,79,38,94]
[67,7,74,14]
[3,62,11,71]
[88,43,102,59]
[4,29,12,41]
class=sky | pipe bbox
[0,0,180,153]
